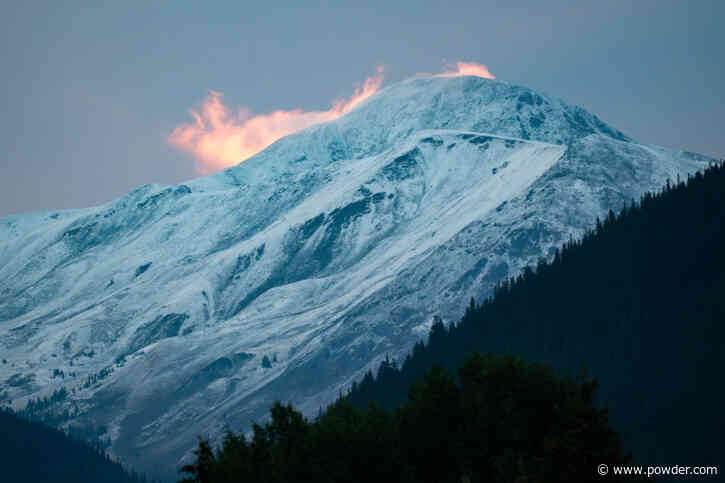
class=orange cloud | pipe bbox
[169,67,384,173]
[426,61,495,80]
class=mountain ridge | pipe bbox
[0,76,713,475]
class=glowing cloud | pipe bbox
[169,67,384,173]
[430,61,495,80]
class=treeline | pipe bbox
[180,354,637,482]
[0,408,147,483]
[348,162,725,466]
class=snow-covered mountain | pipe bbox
[0,76,712,474]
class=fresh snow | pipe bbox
[0,76,713,475]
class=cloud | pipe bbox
[435,61,496,79]
[418,61,496,80]
[168,67,384,174]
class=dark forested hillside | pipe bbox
[348,162,725,467]
[0,408,145,483]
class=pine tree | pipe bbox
[179,439,215,483]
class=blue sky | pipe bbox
[1,0,722,216]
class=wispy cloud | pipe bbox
[168,67,384,174]
[418,61,496,80]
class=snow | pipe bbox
[0,76,713,475]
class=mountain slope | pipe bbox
[0,76,713,475]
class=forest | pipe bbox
[180,354,637,482]
[0,408,146,483]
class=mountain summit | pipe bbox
[0,76,712,474]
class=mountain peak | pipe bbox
[200,75,628,188]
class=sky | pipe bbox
[1,0,723,216]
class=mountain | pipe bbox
[0,76,713,475]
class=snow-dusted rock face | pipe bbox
[0,76,712,474]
